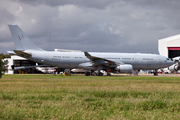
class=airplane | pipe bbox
[36,67,56,74]
[8,25,174,76]
[35,63,56,74]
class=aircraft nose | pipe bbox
[167,60,174,66]
[161,57,174,67]
[170,60,174,64]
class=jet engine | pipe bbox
[169,64,180,72]
[114,64,133,73]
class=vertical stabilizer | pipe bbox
[8,25,44,51]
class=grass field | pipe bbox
[0,74,180,120]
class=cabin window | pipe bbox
[143,58,153,60]
[122,58,131,60]
[62,56,70,58]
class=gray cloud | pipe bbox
[0,0,180,54]
[17,0,119,9]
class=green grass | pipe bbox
[0,74,180,119]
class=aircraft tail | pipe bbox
[8,25,44,51]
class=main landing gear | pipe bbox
[85,70,104,76]
[85,71,91,76]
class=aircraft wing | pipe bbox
[84,52,123,67]
[10,64,49,70]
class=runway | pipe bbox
[112,73,180,77]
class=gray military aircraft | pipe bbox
[8,25,173,76]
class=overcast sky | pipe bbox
[0,0,180,54]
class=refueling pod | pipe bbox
[114,64,133,73]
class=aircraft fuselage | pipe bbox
[28,51,173,70]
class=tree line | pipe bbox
[0,53,8,78]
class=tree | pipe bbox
[0,53,8,78]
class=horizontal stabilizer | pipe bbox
[14,50,32,58]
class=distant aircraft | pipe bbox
[36,67,56,74]
[8,25,173,76]
[33,63,56,74]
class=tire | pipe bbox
[99,73,103,76]
[85,72,90,76]
[92,72,97,76]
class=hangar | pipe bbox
[5,55,40,74]
[159,34,180,58]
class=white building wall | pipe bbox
[5,55,27,74]
[158,39,167,57]
[166,38,180,47]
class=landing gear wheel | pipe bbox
[154,72,158,76]
[85,72,91,76]
[92,72,97,76]
[98,72,103,76]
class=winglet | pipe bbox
[84,51,92,60]
[84,51,91,57]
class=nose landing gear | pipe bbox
[154,69,158,76]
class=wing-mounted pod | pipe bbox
[114,64,133,73]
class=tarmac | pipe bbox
[71,73,180,77]
[112,73,180,77]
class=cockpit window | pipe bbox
[166,58,170,60]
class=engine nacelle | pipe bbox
[169,64,180,72]
[114,64,133,73]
